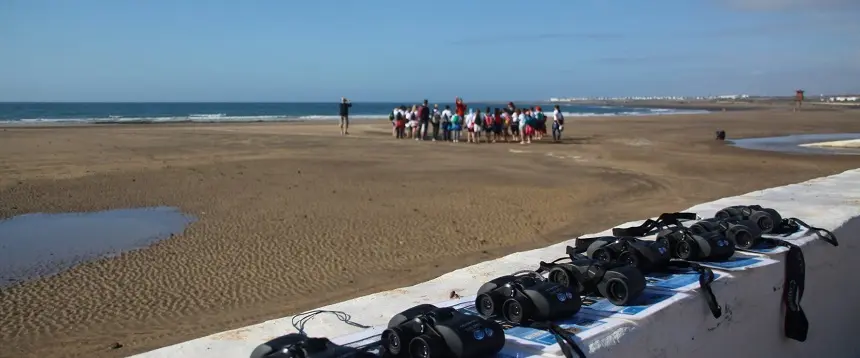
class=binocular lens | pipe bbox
[548,268,571,288]
[476,294,496,317]
[383,328,404,355]
[676,240,693,259]
[592,247,613,262]
[618,252,639,267]
[410,335,447,358]
[502,298,526,323]
[410,337,431,358]
[735,231,754,249]
[757,216,774,231]
[606,278,629,303]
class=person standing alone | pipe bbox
[339,97,352,135]
[419,99,431,140]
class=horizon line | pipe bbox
[1,95,851,104]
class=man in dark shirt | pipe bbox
[419,99,431,140]
[339,97,352,135]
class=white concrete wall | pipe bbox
[132,168,860,358]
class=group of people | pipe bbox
[388,98,566,144]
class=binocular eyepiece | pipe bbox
[381,304,505,358]
[475,274,581,324]
[542,256,646,306]
[714,205,782,234]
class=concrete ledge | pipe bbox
[799,139,860,148]
[133,168,860,358]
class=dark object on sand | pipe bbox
[715,130,726,140]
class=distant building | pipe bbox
[827,96,859,102]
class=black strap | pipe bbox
[756,218,837,343]
[611,212,698,237]
[778,240,808,342]
[667,261,721,318]
[528,321,586,358]
[784,218,839,247]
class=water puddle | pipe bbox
[729,133,860,155]
[0,206,195,287]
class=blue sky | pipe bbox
[1,0,858,102]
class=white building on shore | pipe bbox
[825,96,859,102]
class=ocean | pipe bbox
[0,102,709,124]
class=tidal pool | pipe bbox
[729,133,860,155]
[0,206,196,287]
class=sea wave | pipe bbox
[0,109,709,125]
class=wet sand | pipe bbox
[1,108,860,357]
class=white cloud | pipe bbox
[721,0,860,11]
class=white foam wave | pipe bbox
[558,109,709,117]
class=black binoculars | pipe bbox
[690,217,763,250]
[540,256,646,306]
[714,205,783,234]
[381,304,505,358]
[249,333,377,358]
[579,236,672,272]
[475,273,581,324]
[655,227,735,261]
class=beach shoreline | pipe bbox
[0,108,713,127]
[2,108,860,358]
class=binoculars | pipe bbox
[540,257,646,306]
[715,205,783,234]
[580,236,672,272]
[381,304,505,358]
[655,227,735,261]
[475,274,581,324]
[249,333,377,358]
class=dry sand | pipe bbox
[1,108,860,358]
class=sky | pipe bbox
[1,0,859,102]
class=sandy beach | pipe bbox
[2,108,860,358]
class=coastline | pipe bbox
[0,110,713,127]
[0,102,712,126]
